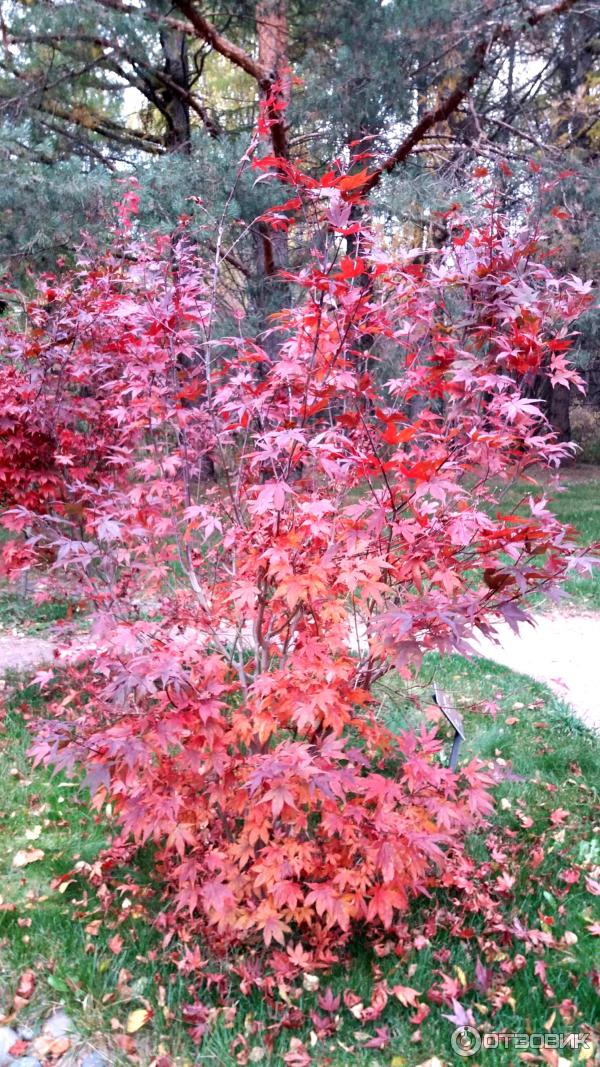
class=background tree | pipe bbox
[0,0,597,434]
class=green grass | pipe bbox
[543,471,600,608]
[1,662,598,1066]
[0,591,76,633]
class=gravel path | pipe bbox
[473,612,600,731]
[0,611,598,732]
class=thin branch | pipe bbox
[92,0,194,36]
[34,97,165,153]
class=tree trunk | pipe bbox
[252,0,290,361]
[526,374,573,445]
[159,24,191,153]
[549,383,572,444]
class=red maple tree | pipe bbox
[0,156,593,961]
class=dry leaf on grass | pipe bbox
[32,1035,71,1060]
[126,1007,153,1033]
[12,848,44,868]
[13,968,36,1012]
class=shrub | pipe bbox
[571,402,600,464]
[0,164,593,961]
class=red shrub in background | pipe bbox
[0,165,593,962]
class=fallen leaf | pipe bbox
[12,848,45,868]
[108,933,124,954]
[113,1033,138,1055]
[15,969,36,1000]
[33,1035,71,1060]
[13,968,37,1012]
[391,984,421,1008]
[126,1007,153,1033]
[8,1039,30,1057]
[363,1025,390,1049]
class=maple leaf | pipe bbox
[7,1039,30,1058]
[108,933,124,954]
[283,1038,312,1066]
[364,1025,390,1049]
[259,914,291,947]
[305,884,349,929]
[201,879,235,917]
[126,1007,153,1033]
[366,886,403,928]
[391,984,422,1008]
[442,998,477,1027]
[336,167,371,192]
[585,874,600,895]
[361,980,388,1022]
[14,969,36,1002]
[317,987,341,1014]
[253,481,291,514]
[474,958,493,993]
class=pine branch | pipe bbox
[5,30,221,140]
[35,97,166,154]
[362,0,581,194]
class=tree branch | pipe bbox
[173,0,271,86]
[6,30,221,140]
[362,0,581,195]
[92,0,194,37]
[172,0,287,155]
[35,97,166,154]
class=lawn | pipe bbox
[543,468,600,608]
[0,471,599,1066]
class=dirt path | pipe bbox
[0,611,598,731]
[473,612,600,731]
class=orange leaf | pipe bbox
[126,1008,153,1033]
[336,168,371,192]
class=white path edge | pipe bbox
[472,612,600,732]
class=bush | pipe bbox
[0,163,593,963]
[571,403,600,464]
